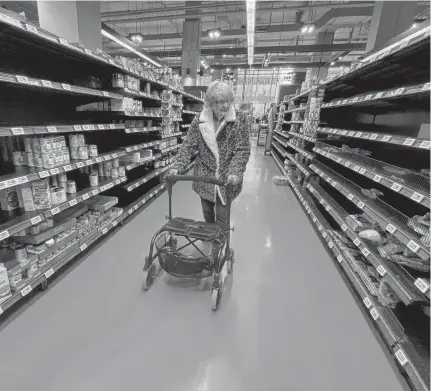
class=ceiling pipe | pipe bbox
[102,1,374,21]
[123,6,374,41]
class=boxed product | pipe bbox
[0,263,12,304]
[31,180,51,210]
[83,195,118,212]
[18,184,36,212]
[0,187,20,211]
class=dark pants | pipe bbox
[200,196,228,230]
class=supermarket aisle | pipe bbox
[0,145,407,391]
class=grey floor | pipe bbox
[0,144,407,391]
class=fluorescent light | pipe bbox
[308,25,315,32]
[411,23,418,29]
[246,0,256,65]
[301,26,308,33]
[101,29,162,68]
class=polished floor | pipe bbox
[0,144,408,391]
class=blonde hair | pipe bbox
[204,81,235,107]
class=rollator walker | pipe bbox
[142,175,234,311]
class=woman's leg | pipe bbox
[214,197,228,231]
[200,197,215,223]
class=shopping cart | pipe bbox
[142,175,234,311]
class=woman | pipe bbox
[170,81,251,230]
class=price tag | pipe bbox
[39,171,49,179]
[391,182,402,192]
[368,133,378,140]
[30,215,42,226]
[98,125,105,130]
[5,179,17,187]
[357,201,365,209]
[354,238,360,246]
[395,349,408,366]
[11,127,24,135]
[419,140,430,149]
[96,157,102,163]
[337,255,343,263]
[84,48,92,55]
[365,94,373,101]
[112,153,118,158]
[328,242,333,249]
[92,190,99,196]
[381,135,391,142]
[336,157,342,163]
[129,209,133,215]
[322,232,327,239]
[410,192,424,203]
[383,224,396,235]
[63,165,72,172]
[59,38,68,46]
[341,224,347,232]
[21,285,32,297]
[363,297,372,308]
[16,75,29,84]
[372,174,382,183]
[102,228,108,235]
[45,268,54,278]
[422,82,431,91]
[325,205,331,212]
[361,248,370,257]
[76,162,84,168]
[100,185,107,191]
[348,131,355,137]
[375,265,387,277]
[394,88,405,95]
[370,308,379,320]
[16,176,28,185]
[109,124,116,130]
[82,194,89,200]
[407,240,420,253]
[41,80,52,88]
[113,221,118,227]
[354,166,360,172]
[88,125,95,131]
[69,199,77,206]
[331,181,337,187]
[80,243,88,251]
[376,91,385,99]
[414,278,430,294]
[62,83,71,91]
[50,168,60,175]
[104,155,111,161]
[25,24,38,34]
[318,225,323,231]
[51,207,60,215]
[403,138,415,146]
[85,160,92,166]
[72,125,82,132]
[46,126,57,133]
[344,162,351,168]
[359,168,366,175]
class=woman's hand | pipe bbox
[226,175,241,185]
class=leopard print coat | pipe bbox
[173,106,251,205]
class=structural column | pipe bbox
[37,1,102,51]
[181,1,202,86]
[365,1,417,52]
[309,31,334,82]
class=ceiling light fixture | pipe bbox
[129,32,144,44]
[301,24,315,34]
[101,29,162,68]
[208,28,222,39]
[411,23,418,29]
[246,0,256,65]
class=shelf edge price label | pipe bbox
[25,24,38,34]
[84,48,92,55]
[44,268,54,279]
[82,193,90,200]
[30,216,42,225]
[407,240,420,253]
[422,82,431,91]
[395,349,408,366]
[353,238,361,246]
[47,126,57,133]
[419,140,430,149]
[370,134,378,140]
[102,228,108,235]
[85,159,92,166]
[373,174,382,183]
[354,166,360,172]
[74,125,82,131]
[375,92,384,99]
[50,168,60,175]
[64,165,72,171]
[103,92,109,97]
[328,241,333,249]
[348,194,354,200]
[96,157,102,163]
[11,127,24,135]
[59,38,68,46]
[0,230,9,241]
[363,297,372,308]
[16,176,28,185]
[357,201,365,210]
[110,124,116,129]
[62,83,71,91]
[376,265,387,276]
[69,199,77,206]
[359,168,366,175]
[341,224,347,232]
[77,162,84,168]
[113,221,118,227]
[391,182,402,192]
[414,278,430,294]
[362,248,370,256]
[403,138,415,146]
[41,80,52,88]
[80,243,88,251]
[394,87,405,95]
[51,207,60,215]
[337,255,343,263]
[381,135,391,142]
[410,192,424,203]
[21,285,32,297]
[370,308,379,320]
[98,125,105,130]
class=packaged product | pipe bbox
[0,263,12,304]
[272,175,289,186]
[42,153,55,169]
[358,229,386,244]
[378,278,400,308]
[31,180,51,210]
[0,188,20,211]
[18,184,36,212]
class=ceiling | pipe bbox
[1,1,429,72]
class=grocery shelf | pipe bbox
[0,11,203,103]
[159,144,180,154]
[273,130,290,140]
[306,179,428,305]
[125,154,162,171]
[310,161,430,262]
[317,127,431,151]
[182,110,199,115]
[125,126,161,134]
[288,131,316,143]
[287,107,307,113]
[321,81,430,109]
[271,141,286,158]
[110,88,161,102]
[0,123,124,137]
[0,176,127,241]
[314,143,430,208]
[322,25,431,92]
[0,71,122,100]
[284,120,305,125]
[122,137,178,153]
[0,150,126,191]
[286,154,312,177]
[125,163,173,192]
[286,140,314,160]
[284,173,405,345]
[270,150,286,176]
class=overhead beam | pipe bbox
[145,43,367,58]
[169,61,353,70]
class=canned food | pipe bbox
[30,224,41,235]
[63,151,70,164]
[78,146,88,160]
[104,169,111,178]
[40,138,52,153]
[32,137,41,153]
[15,245,28,264]
[104,160,113,169]
[47,217,54,228]
[12,151,24,166]
[112,158,119,168]
[51,187,66,204]
[70,148,79,160]
[89,171,98,187]
[69,134,80,148]
[78,134,85,146]
[24,137,33,152]
[57,173,67,185]
[42,153,55,169]
[55,151,63,166]
[40,220,48,231]
[89,145,98,157]
[118,167,126,177]
[66,180,76,194]
[111,167,119,178]
[34,153,43,168]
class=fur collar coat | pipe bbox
[173,106,251,205]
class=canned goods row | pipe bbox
[24,135,67,154]
[13,150,71,168]
[70,144,98,160]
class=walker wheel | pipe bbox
[40,279,48,291]
[142,263,157,291]
[211,288,220,311]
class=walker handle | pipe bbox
[167,174,224,187]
